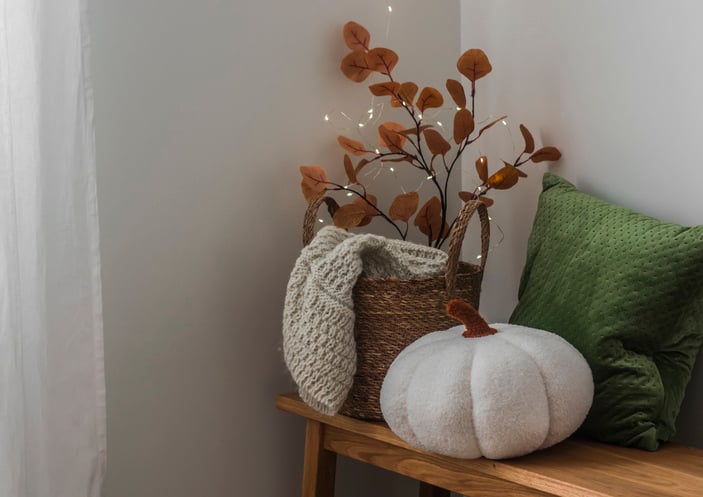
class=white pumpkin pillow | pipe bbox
[380,299,594,460]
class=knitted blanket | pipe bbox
[283,226,447,415]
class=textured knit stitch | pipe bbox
[283,226,447,415]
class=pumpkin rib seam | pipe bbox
[403,355,426,449]
[496,334,552,451]
[467,346,483,457]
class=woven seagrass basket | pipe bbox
[302,197,490,420]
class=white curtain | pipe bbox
[0,0,106,496]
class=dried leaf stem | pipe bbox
[307,175,407,239]
[299,21,561,248]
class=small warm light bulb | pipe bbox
[368,108,374,114]
[436,121,443,127]
[375,148,381,155]
[324,114,330,121]
[358,123,364,127]
[418,113,423,120]
[318,218,324,223]
[346,192,353,197]
[389,167,395,172]
[501,119,507,125]
[388,5,393,13]
[456,106,461,111]
[426,175,433,180]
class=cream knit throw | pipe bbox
[283,226,447,415]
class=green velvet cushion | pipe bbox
[510,173,703,450]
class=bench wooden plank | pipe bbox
[495,438,703,497]
[324,425,552,496]
[276,393,703,497]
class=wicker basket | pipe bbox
[302,197,490,420]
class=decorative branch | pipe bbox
[298,21,562,248]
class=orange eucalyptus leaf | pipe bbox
[423,129,451,156]
[530,146,562,163]
[341,51,372,82]
[414,196,444,241]
[390,96,403,108]
[378,123,407,153]
[369,81,400,97]
[355,216,373,227]
[501,160,528,177]
[387,81,420,108]
[367,47,398,75]
[397,125,432,137]
[338,135,368,156]
[396,82,419,107]
[520,124,535,154]
[378,121,406,145]
[353,194,378,226]
[487,165,520,190]
[416,87,444,112]
[300,165,329,192]
[301,180,319,203]
[446,79,466,108]
[453,108,475,144]
[343,154,358,185]
[457,49,492,82]
[458,191,476,203]
[475,156,488,183]
[333,203,367,229]
[343,21,370,52]
[389,192,420,222]
[354,158,371,175]
[356,193,377,211]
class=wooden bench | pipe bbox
[276,393,703,497]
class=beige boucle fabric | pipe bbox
[283,226,447,415]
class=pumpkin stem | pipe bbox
[446,299,497,338]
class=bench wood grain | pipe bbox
[276,393,703,497]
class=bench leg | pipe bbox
[302,419,337,497]
[419,482,450,497]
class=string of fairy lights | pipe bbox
[318,4,511,255]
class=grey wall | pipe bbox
[461,0,703,448]
[90,1,459,496]
[92,2,703,495]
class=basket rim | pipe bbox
[355,261,482,284]
[302,197,490,295]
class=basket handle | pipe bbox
[444,199,490,296]
[302,195,490,295]
[302,194,329,246]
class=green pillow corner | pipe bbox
[510,173,703,450]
